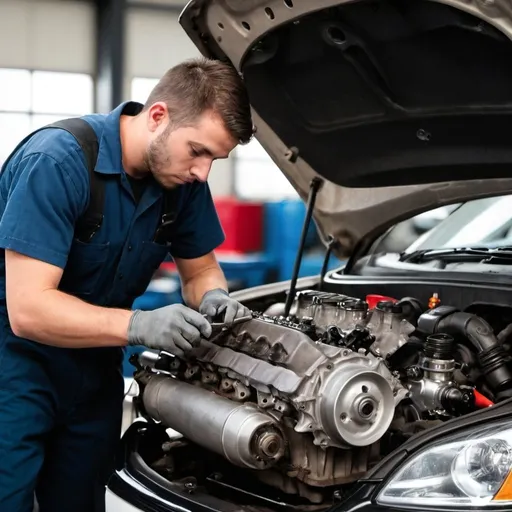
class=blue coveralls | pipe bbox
[0,101,225,511]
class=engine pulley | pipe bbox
[316,354,397,446]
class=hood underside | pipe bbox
[180,0,512,258]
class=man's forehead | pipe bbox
[190,120,236,157]
[190,139,234,160]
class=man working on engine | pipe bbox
[0,57,253,511]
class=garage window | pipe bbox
[0,68,94,165]
[131,77,159,105]
[234,139,298,201]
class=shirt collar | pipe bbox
[94,101,143,175]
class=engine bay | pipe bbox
[131,288,512,507]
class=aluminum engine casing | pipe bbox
[184,315,407,449]
[137,292,475,500]
[294,290,415,359]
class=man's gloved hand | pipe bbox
[199,288,251,324]
[127,304,212,357]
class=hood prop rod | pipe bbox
[284,177,323,317]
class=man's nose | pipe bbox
[190,161,212,182]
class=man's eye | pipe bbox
[190,148,200,157]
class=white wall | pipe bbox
[125,7,198,82]
[0,0,94,73]
[0,0,96,164]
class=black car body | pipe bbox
[107,0,512,511]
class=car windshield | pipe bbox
[370,194,512,257]
[405,195,512,252]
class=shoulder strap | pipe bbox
[154,188,181,245]
[0,118,104,243]
[2,117,180,246]
[46,118,104,243]
[162,188,180,224]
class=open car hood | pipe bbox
[180,0,512,258]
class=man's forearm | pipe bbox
[10,288,133,348]
[181,266,228,309]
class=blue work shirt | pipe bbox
[0,101,225,313]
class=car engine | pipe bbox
[132,290,512,503]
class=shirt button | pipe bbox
[128,245,133,251]
[118,273,124,280]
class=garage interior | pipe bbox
[3,1,512,511]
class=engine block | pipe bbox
[186,315,407,449]
[137,289,478,502]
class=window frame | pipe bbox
[0,67,94,165]
[0,66,94,117]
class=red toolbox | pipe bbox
[214,196,263,253]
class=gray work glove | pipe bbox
[199,288,251,324]
[127,304,212,357]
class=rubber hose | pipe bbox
[435,312,512,396]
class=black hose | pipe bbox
[434,312,512,396]
[437,313,495,351]
[396,297,424,326]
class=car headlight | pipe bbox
[377,420,512,508]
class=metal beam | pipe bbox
[95,0,126,113]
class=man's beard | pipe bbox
[143,127,178,190]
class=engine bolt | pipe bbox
[416,128,431,141]
[258,432,285,459]
[406,366,422,379]
[184,480,196,493]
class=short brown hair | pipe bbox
[143,57,253,144]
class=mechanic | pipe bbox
[0,57,253,511]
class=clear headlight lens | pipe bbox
[377,420,512,507]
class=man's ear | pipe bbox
[147,102,169,132]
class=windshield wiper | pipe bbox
[400,246,512,264]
